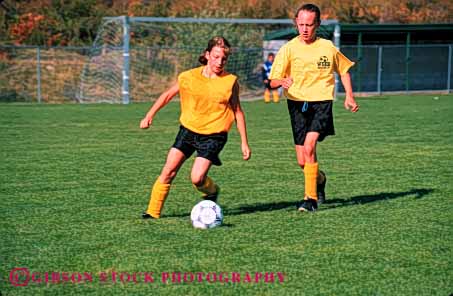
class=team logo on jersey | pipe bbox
[317,56,331,69]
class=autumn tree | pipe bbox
[1,0,452,45]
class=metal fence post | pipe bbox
[37,46,42,103]
[357,32,362,93]
[122,16,130,104]
[448,44,452,93]
[333,23,341,100]
[405,33,411,93]
[377,46,382,95]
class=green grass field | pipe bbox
[1,94,452,295]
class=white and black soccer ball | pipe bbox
[190,200,223,229]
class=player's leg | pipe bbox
[143,126,196,219]
[303,131,319,198]
[305,140,327,206]
[298,101,334,211]
[191,157,219,202]
[295,143,326,206]
[191,132,227,202]
[272,89,280,103]
[298,132,320,212]
[317,170,327,204]
[264,88,271,103]
[295,144,305,169]
[312,101,334,205]
[143,148,187,219]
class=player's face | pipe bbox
[206,46,229,74]
[295,10,319,43]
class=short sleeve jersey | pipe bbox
[270,37,354,102]
[178,66,237,135]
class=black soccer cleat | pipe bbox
[141,212,155,219]
[317,171,327,205]
[298,198,318,212]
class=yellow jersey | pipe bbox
[178,66,237,134]
[270,37,354,102]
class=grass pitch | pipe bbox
[1,94,452,295]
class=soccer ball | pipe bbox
[190,200,223,229]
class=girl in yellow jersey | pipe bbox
[140,36,251,219]
[270,4,359,212]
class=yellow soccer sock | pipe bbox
[146,178,171,218]
[304,162,318,200]
[195,176,218,197]
[272,90,280,103]
[264,89,271,103]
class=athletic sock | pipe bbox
[145,178,170,218]
[272,90,280,103]
[195,176,218,197]
[264,89,271,103]
[304,162,318,201]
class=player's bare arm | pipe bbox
[230,81,251,160]
[270,77,293,89]
[140,83,180,129]
[340,73,359,113]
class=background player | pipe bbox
[262,52,280,103]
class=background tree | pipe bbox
[0,0,452,45]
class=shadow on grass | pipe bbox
[162,201,297,218]
[162,188,433,218]
[225,201,296,216]
[226,188,433,215]
[221,223,235,228]
[324,188,434,209]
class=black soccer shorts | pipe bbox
[172,125,228,166]
[287,99,335,145]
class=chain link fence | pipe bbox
[1,44,452,103]
[0,46,91,103]
[341,44,453,93]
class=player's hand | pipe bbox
[140,116,153,129]
[241,143,251,161]
[281,77,293,89]
[344,96,359,113]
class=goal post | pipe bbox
[78,17,339,104]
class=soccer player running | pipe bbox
[140,36,251,219]
[269,3,359,212]
[262,52,280,103]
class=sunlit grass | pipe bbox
[1,94,452,295]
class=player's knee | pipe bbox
[297,159,305,169]
[191,173,206,187]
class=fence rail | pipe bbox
[0,44,452,103]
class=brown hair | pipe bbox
[198,36,231,65]
[294,3,321,25]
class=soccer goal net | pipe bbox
[78,17,338,103]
